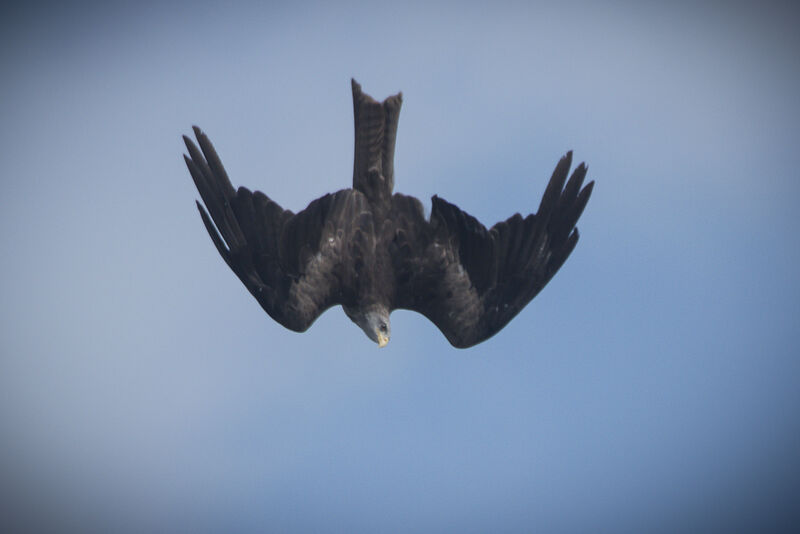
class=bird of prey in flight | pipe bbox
[183,80,593,348]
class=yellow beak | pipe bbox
[377,332,389,348]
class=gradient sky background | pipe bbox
[2,1,799,532]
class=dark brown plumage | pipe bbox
[183,79,593,348]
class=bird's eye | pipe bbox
[379,323,387,332]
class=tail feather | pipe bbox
[351,79,402,204]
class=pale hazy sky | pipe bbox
[2,2,799,532]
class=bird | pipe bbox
[183,79,593,349]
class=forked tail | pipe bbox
[351,79,402,206]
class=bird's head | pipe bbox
[344,304,391,348]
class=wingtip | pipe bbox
[195,199,209,219]
[182,135,193,152]
[554,151,573,179]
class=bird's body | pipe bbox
[183,80,593,348]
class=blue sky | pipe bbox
[1,1,799,532]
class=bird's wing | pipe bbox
[183,126,373,332]
[390,152,593,348]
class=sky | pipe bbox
[1,1,799,532]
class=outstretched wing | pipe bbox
[183,126,373,332]
[390,152,593,348]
